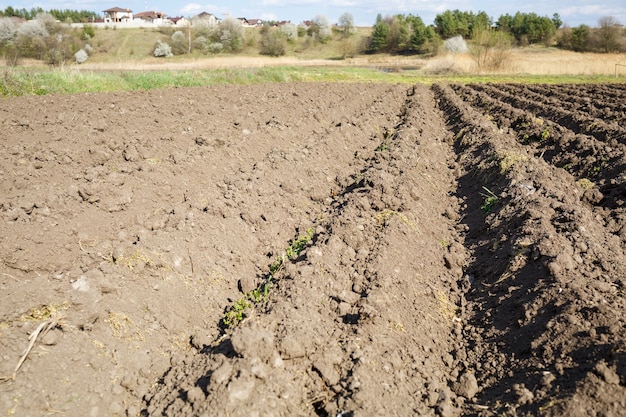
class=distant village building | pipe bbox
[81,7,261,29]
[248,19,263,26]
[168,16,189,27]
[134,10,167,24]
[103,7,133,23]
[193,12,219,26]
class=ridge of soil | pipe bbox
[1,82,624,417]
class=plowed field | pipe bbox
[1,83,624,417]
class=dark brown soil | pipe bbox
[1,83,624,417]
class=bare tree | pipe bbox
[338,12,356,38]
[470,28,513,71]
[597,16,620,52]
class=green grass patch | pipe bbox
[1,65,623,97]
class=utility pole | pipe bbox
[188,17,192,54]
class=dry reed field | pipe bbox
[68,49,626,77]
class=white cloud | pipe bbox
[180,3,204,14]
[560,4,622,17]
[330,0,359,6]
[179,3,231,17]
[259,12,279,21]
[260,0,322,5]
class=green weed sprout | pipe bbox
[222,227,315,327]
[480,186,498,212]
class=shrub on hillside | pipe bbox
[218,17,244,52]
[280,23,298,41]
[153,40,173,57]
[171,30,187,54]
[82,24,95,40]
[309,15,332,43]
[193,35,208,53]
[3,43,20,66]
[259,26,287,56]
[46,33,75,66]
[208,42,223,53]
[75,48,88,64]
[17,19,49,40]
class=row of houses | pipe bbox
[101,6,264,28]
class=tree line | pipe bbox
[369,10,563,54]
[369,10,624,54]
[0,6,98,23]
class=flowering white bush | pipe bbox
[444,36,468,53]
[0,17,17,44]
[153,40,173,57]
[75,49,88,64]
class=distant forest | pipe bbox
[0,6,98,22]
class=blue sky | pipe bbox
[5,0,626,27]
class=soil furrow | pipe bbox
[468,83,626,146]
[449,83,626,215]
[519,84,626,120]
[434,83,626,417]
[143,85,470,417]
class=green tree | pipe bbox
[435,10,470,38]
[407,14,439,54]
[571,24,590,51]
[370,15,389,52]
[470,11,492,37]
[496,14,513,33]
[370,13,440,54]
[3,6,18,17]
[434,10,492,40]
[510,12,556,45]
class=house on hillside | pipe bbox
[194,12,219,26]
[103,7,133,23]
[248,19,263,27]
[168,16,189,27]
[134,10,167,24]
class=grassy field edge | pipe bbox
[2,64,624,97]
